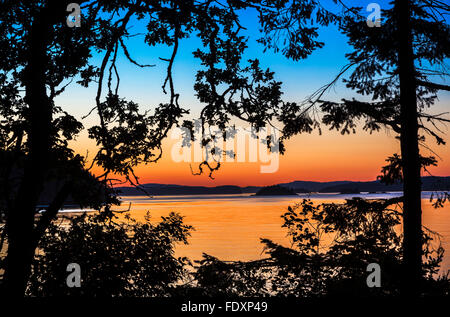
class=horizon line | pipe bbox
[115,175,450,188]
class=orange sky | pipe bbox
[60,9,450,188]
[74,123,450,187]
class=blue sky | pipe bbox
[57,0,450,185]
[58,1,363,122]
[59,0,449,119]
[60,0,449,124]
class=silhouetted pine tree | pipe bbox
[316,0,450,295]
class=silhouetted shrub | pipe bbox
[27,211,192,297]
[194,198,450,296]
[25,198,450,297]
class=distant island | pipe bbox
[114,176,450,196]
[337,188,361,194]
[254,185,298,196]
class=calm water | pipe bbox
[116,192,450,273]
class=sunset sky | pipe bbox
[61,1,450,187]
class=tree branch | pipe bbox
[32,182,73,249]
[417,79,450,91]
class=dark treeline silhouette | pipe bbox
[255,185,297,196]
[115,176,450,196]
[0,0,449,298]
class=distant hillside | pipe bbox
[116,184,243,196]
[115,176,450,196]
[317,177,450,193]
[255,185,297,196]
[241,186,262,193]
[278,180,353,192]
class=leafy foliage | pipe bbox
[194,199,449,297]
[27,211,192,297]
[317,0,450,170]
[0,0,342,295]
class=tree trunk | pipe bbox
[396,0,422,296]
[3,7,53,297]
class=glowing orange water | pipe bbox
[117,194,450,273]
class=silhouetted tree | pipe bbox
[254,0,449,295]
[0,0,335,297]
[194,199,449,296]
[0,0,108,296]
[309,0,450,296]
[251,0,448,295]
[187,0,450,297]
